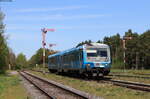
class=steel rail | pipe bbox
[111,72,150,76]
[21,71,101,99]
[104,79,150,92]
[108,74,150,79]
[20,72,56,99]
[133,73,150,76]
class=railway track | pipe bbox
[108,74,150,79]
[33,69,150,79]
[111,72,150,76]
[20,71,101,99]
[30,70,150,92]
[103,79,150,92]
[133,73,150,76]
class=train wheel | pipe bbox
[48,69,53,73]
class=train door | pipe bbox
[57,56,61,70]
[79,51,83,69]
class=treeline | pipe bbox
[7,48,57,70]
[77,29,150,69]
[28,48,57,68]
[0,11,28,73]
[0,11,11,73]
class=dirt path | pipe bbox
[7,71,18,75]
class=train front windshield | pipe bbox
[86,48,109,62]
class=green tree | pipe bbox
[103,33,124,69]
[103,29,150,69]
[16,53,27,69]
[139,30,150,69]
[125,31,139,69]
[0,11,9,73]
[28,48,57,68]
[76,40,93,47]
[76,29,150,69]
[8,48,16,70]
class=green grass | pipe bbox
[32,67,49,72]
[110,76,150,84]
[111,69,150,74]
[0,72,30,99]
[111,69,150,77]
[109,69,150,84]
[30,71,150,99]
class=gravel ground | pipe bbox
[19,75,49,99]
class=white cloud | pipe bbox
[62,14,107,19]
[6,24,38,30]
[6,22,119,32]
[14,5,88,13]
[7,14,109,21]
[5,23,103,31]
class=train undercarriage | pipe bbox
[49,67,110,78]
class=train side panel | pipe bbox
[61,50,83,71]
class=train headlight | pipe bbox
[86,64,90,67]
[86,64,91,69]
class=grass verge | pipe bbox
[0,72,30,99]
[111,69,150,75]
[109,75,150,84]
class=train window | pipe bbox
[66,54,69,63]
[86,48,108,57]
[64,54,69,64]
[71,52,75,61]
[99,51,107,57]
[50,57,56,65]
[71,54,74,61]
[74,51,79,61]
[79,52,83,61]
[87,53,97,57]
[64,55,66,63]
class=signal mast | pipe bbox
[41,28,55,70]
[122,36,132,71]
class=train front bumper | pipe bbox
[85,62,111,75]
[85,62,111,69]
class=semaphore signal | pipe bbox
[41,28,55,71]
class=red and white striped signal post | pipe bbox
[41,28,55,70]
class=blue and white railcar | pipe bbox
[48,43,111,76]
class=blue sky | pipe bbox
[1,0,150,59]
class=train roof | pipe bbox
[48,45,84,58]
[86,43,109,48]
[48,43,109,58]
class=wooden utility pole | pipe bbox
[135,52,139,70]
[122,36,132,71]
